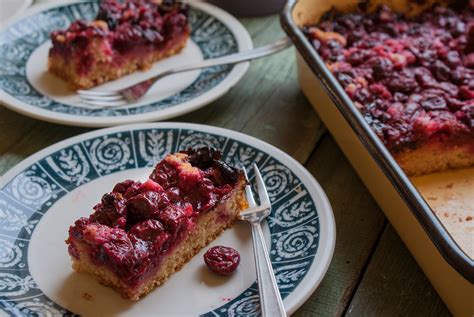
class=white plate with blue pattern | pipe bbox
[0,1,252,127]
[0,123,336,316]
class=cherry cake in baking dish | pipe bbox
[48,0,190,89]
[66,147,248,300]
[305,3,474,176]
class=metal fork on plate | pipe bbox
[77,37,292,107]
[239,164,287,317]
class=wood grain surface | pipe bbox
[346,225,450,317]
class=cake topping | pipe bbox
[204,246,241,275]
[89,191,127,228]
[52,0,188,48]
[305,4,474,152]
[128,219,170,252]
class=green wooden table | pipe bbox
[0,2,452,316]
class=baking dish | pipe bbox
[280,0,473,315]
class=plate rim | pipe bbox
[0,0,253,127]
[0,122,336,315]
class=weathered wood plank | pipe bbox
[0,107,38,155]
[293,134,387,316]
[0,107,92,175]
[345,225,450,317]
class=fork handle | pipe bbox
[250,222,287,317]
[118,38,292,102]
[159,37,292,80]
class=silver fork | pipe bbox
[239,164,287,317]
[77,37,292,107]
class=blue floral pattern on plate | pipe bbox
[0,1,238,117]
[0,126,321,317]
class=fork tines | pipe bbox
[240,164,271,216]
[77,90,127,107]
[252,163,271,209]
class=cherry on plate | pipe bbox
[204,246,240,275]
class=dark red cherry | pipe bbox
[204,246,240,275]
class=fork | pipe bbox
[77,37,292,107]
[239,164,287,317]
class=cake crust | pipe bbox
[394,142,474,176]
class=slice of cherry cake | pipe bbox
[49,0,190,89]
[66,147,248,300]
[305,4,474,176]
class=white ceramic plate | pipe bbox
[0,1,252,127]
[0,0,32,27]
[0,123,336,316]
